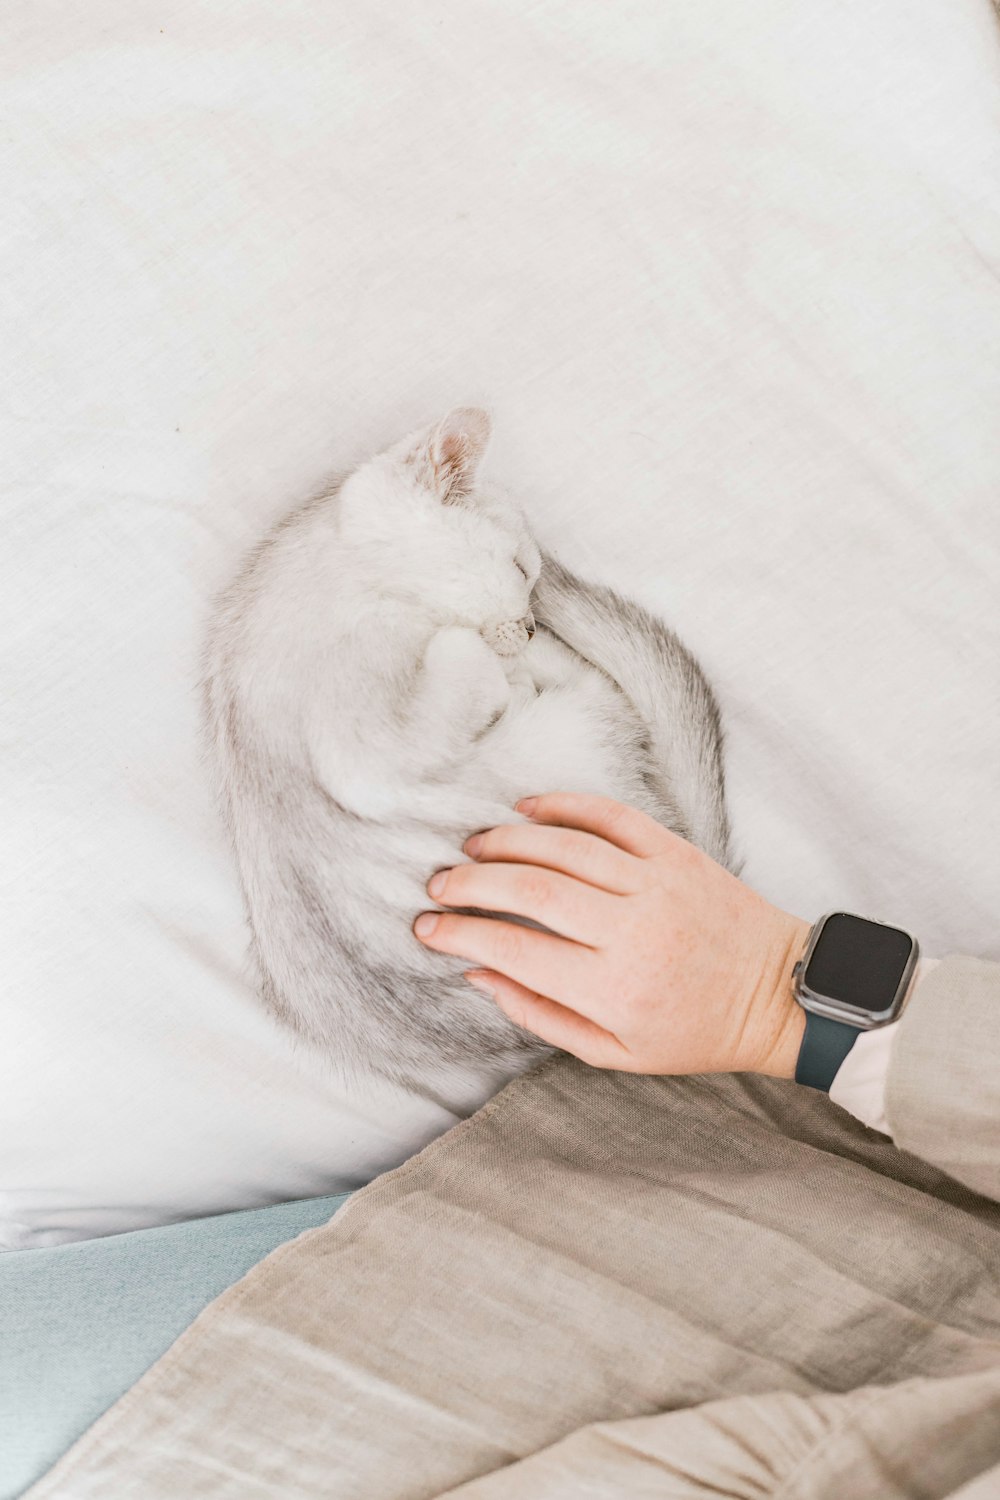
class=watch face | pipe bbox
[804,912,914,1013]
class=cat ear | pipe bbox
[405,407,492,503]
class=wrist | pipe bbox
[750,913,810,1079]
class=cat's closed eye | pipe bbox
[514,560,529,580]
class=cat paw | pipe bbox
[421,625,512,728]
[480,611,535,658]
[424,625,502,677]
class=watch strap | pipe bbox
[795,1009,861,1092]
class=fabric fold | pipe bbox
[26,1057,1000,1499]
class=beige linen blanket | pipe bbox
[26,962,1000,1499]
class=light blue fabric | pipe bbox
[0,1192,351,1499]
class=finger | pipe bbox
[430,862,618,946]
[414,911,605,1020]
[464,970,634,1070]
[464,823,639,895]
[517,792,676,859]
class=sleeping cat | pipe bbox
[201,407,733,1102]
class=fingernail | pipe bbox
[414,913,439,939]
[516,797,538,816]
[464,970,496,997]
[464,833,484,858]
[427,870,449,899]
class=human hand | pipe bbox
[413,793,810,1079]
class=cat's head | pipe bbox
[338,408,541,653]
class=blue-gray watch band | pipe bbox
[795,1010,861,1092]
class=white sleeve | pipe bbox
[827,958,940,1136]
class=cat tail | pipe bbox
[531,552,737,872]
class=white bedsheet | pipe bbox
[2,0,999,1247]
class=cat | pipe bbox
[201,407,734,1106]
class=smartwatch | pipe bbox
[792,911,919,1092]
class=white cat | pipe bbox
[201,408,733,1102]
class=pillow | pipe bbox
[3,0,999,1246]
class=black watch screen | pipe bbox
[805,912,915,1013]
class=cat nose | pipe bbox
[523,609,536,639]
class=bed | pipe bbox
[3,0,999,1493]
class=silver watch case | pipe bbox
[791,911,919,1030]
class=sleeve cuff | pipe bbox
[827,958,939,1135]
